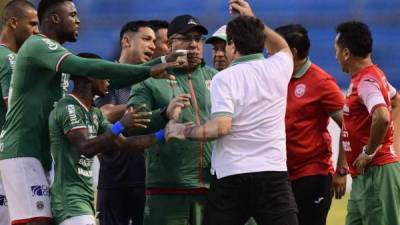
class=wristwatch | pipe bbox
[335,166,349,176]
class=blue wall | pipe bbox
[33,0,400,88]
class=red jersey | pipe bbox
[342,65,398,177]
[286,62,344,181]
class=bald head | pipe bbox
[1,0,36,28]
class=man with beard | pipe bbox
[128,14,217,225]
[0,1,179,224]
[0,1,39,224]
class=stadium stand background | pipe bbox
[20,0,399,89]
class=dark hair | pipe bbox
[149,20,169,32]
[37,0,72,23]
[70,52,101,81]
[275,24,310,59]
[336,21,372,58]
[119,20,151,41]
[226,16,265,55]
[1,0,36,27]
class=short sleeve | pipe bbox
[318,77,345,114]
[27,36,71,73]
[388,82,397,99]
[211,75,234,117]
[58,104,87,134]
[357,76,387,114]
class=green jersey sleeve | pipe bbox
[60,54,151,86]
[57,104,87,134]
[127,81,166,134]
[0,52,15,99]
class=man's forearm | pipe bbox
[60,55,150,86]
[185,119,229,141]
[100,104,126,123]
[115,134,158,152]
[263,25,290,55]
[367,108,390,154]
[336,134,348,168]
[77,130,117,158]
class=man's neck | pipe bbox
[41,25,64,44]
[119,51,141,65]
[71,85,93,110]
[293,58,308,76]
[348,57,374,77]
[0,30,18,52]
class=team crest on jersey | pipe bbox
[294,84,306,98]
[41,38,58,51]
[205,80,211,91]
[92,114,99,128]
[8,53,16,67]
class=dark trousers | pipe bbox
[97,186,145,225]
[291,175,333,225]
[203,171,298,225]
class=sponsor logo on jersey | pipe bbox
[0,195,8,206]
[8,53,16,71]
[31,185,50,197]
[294,84,306,98]
[67,105,79,125]
[41,38,58,51]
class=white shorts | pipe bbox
[0,157,52,224]
[59,215,95,225]
[0,174,10,225]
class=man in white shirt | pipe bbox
[165,1,298,224]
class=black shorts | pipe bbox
[203,171,298,225]
[291,175,333,225]
[97,186,145,225]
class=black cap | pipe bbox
[168,14,208,38]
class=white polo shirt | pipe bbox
[210,52,293,179]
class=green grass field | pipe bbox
[327,194,349,225]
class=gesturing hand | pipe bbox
[167,94,191,121]
[120,105,151,129]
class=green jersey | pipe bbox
[0,45,16,128]
[0,34,151,171]
[49,94,111,224]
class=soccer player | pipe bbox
[205,25,229,71]
[335,21,400,225]
[275,24,347,225]
[128,14,217,225]
[149,20,169,58]
[166,1,298,224]
[49,52,188,225]
[0,1,39,224]
[94,20,157,225]
[0,0,180,224]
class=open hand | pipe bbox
[120,105,151,129]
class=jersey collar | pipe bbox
[68,94,91,112]
[293,57,312,79]
[230,53,264,66]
